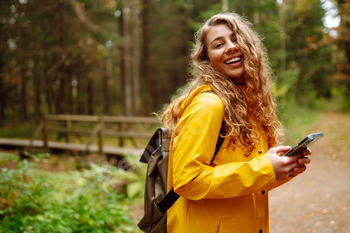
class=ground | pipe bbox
[269,110,350,233]
[1,110,349,233]
[131,110,350,233]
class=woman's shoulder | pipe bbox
[178,85,223,119]
[188,85,223,113]
[194,90,222,108]
[178,85,224,126]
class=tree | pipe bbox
[142,0,153,114]
[132,0,141,115]
[16,0,27,121]
[334,0,350,110]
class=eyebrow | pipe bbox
[210,33,236,45]
[210,36,224,45]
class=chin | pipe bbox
[229,75,245,85]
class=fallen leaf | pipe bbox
[321,209,328,214]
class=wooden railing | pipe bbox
[29,115,161,154]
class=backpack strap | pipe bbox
[157,119,226,215]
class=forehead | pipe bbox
[206,24,234,45]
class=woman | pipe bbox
[161,12,311,233]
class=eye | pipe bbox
[214,43,223,48]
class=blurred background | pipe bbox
[0,0,349,122]
[0,0,349,232]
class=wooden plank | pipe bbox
[98,117,103,154]
[46,114,160,124]
[43,116,48,148]
[29,121,44,147]
[0,138,40,147]
[0,138,143,155]
[48,128,93,135]
[118,122,124,147]
[101,116,161,124]
[40,128,154,138]
[46,114,99,122]
[85,124,101,153]
[103,131,153,138]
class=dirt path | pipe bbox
[269,111,350,233]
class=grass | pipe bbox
[277,97,326,145]
[281,107,322,145]
[0,122,38,139]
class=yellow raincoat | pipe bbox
[167,85,291,233]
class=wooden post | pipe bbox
[118,122,124,147]
[28,121,44,148]
[98,115,104,154]
[43,115,48,148]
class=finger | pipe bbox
[289,148,312,162]
[298,157,311,165]
[285,152,306,163]
[288,165,307,177]
[278,150,288,156]
[303,147,312,156]
[287,159,305,171]
[292,165,307,174]
[272,145,291,155]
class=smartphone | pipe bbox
[283,132,324,157]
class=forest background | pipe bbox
[0,0,350,232]
[0,0,349,125]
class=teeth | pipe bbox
[226,57,241,64]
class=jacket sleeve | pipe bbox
[170,94,277,200]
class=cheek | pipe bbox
[208,51,221,68]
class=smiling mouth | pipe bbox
[225,56,242,64]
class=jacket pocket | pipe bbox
[217,218,233,233]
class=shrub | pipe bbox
[0,152,140,233]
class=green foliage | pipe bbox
[274,68,300,98]
[0,122,38,139]
[0,152,142,233]
[0,0,346,123]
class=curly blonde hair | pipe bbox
[162,12,281,156]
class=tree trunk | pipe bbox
[17,0,27,121]
[222,0,228,11]
[45,89,53,114]
[180,5,188,86]
[142,0,153,115]
[32,50,41,123]
[279,1,286,72]
[252,0,260,24]
[76,61,86,114]
[42,41,53,114]
[58,1,67,115]
[119,1,127,115]
[66,65,73,114]
[103,57,110,114]
[132,0,141,115]
[87,77,94,115]
[0,55,4,125]
[123,1,132,116]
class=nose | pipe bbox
[225,41,239,54]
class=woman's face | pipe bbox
[206,24,245,85]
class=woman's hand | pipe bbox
[266,146,312,181]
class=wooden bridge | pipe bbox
[0,114,161,157]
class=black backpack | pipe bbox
[138,121,225,233]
